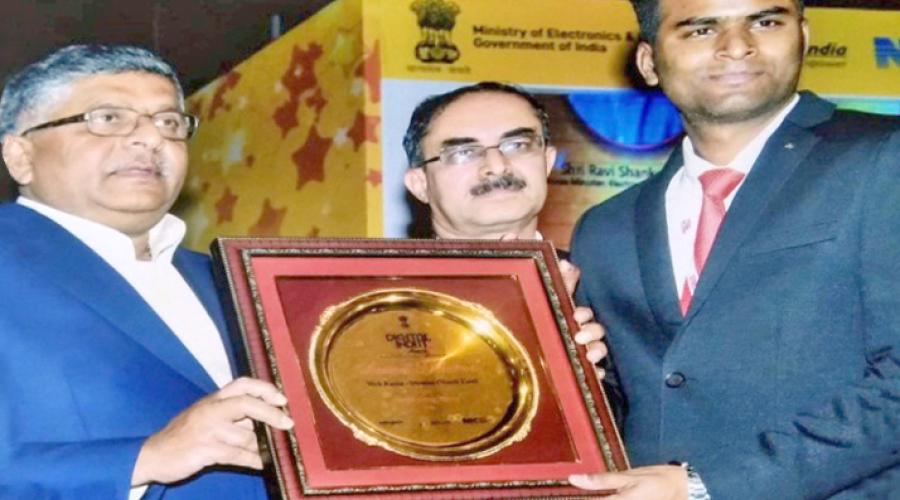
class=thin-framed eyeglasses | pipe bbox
[419,134,546,168]
[21,106,200,141]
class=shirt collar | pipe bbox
[17,196,186,263]
[682,93,800,179]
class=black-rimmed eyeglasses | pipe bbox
[21,106,200,141]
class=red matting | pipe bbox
[212,238,627,499]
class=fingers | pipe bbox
[216,377,288,406]
[209,418,266,472]
[234,417,254,431]
[571,466,689,499]
[214,377,293,428]
[568,472,629,491]
[134,378,292,486]
[212,378,294,430]
[584,341,609,365]
[572,307,608,365]
[574,322,604,343]
[208,442,264,470]
[573,306,595,326]
[216,422,260,452]
[216,395,294,430]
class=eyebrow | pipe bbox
[437,127,539,149]
[673,6,791,29]
[500,127,539,140]
[439,136,479,149]
[747,6,791,21]
[84,102,182,114]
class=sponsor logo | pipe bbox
[805,42,848,68]
[874,37,899,68]
[410,0,461,64]
[807,42,847,57]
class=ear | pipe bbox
[404,168,430,204]
[635,41,660,87]
[800,18,810,57]
[544,145,557,177]
[2,135,35,186]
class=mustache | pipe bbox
[470,173,527,196]
[110,154,167,176]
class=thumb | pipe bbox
[568,472,629,492]
[559,259,581,296]
[499,233,519,241]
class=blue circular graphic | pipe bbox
[567,90,684,152]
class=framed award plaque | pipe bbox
[212,238,628,499]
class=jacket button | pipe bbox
[665,372,686,388]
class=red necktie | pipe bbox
[680,168,745,314]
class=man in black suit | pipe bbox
[569,0,900,498]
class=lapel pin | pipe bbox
[784,142,795,150]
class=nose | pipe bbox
[717,26,756,60]
[478,145,510,177]
[129,115,165,149]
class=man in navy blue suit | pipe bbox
[0,45,293,499]
[569,0,900,498]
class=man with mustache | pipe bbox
[403,81,557,244]
[0,45,292,499]
[569,0,900,498]
[402,80,619,424]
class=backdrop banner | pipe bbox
[181,0,899,251]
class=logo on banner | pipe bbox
[874,37,899,68]
[410,0,461,63]
[805,42,847,68]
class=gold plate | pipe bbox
[309,288,539,461]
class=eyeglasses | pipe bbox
[419,134,546,168]
[21,106,200,141]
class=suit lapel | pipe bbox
[173,250,239,377]
[683,93,835,323]
[5,205,218,393]
[636,148,685,338]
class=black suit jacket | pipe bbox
[572,92,900,498]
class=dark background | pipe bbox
[0,0,329,95]
[0,0,895,95]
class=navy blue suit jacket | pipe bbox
[572,92,900,498]
[0,203,267,499]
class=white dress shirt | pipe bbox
[16,197,233,499]
[665,95,799,298]
[18,197,233,387]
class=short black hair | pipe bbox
[402,81,550,168]
[630,0,804,45]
